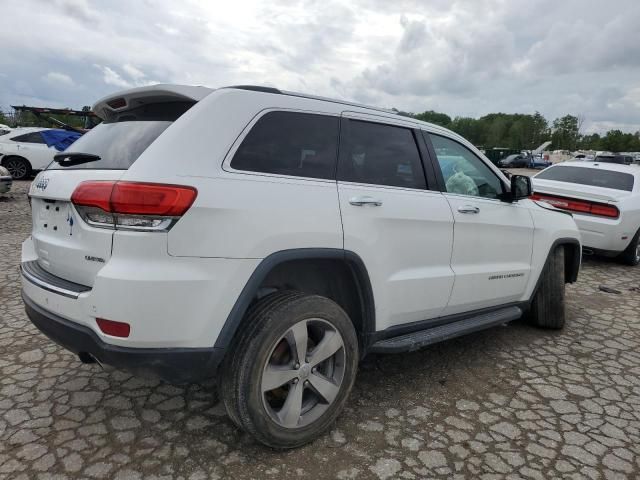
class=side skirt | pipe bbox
[368,304,524,354]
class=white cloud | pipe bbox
[43,71,74,87]
[0,0,638,133]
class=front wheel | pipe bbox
[618,229,640,266]
[526,246,565,329]
[220,291,359,449]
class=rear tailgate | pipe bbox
[29,170,124,286]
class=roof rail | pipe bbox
[225,85,282,94]
[224,85,399,116]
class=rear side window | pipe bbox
[231,111,339,180]
[338,120,426,189]
[535,166,634,191]
[48,102,193,170]
[12,132,45,144]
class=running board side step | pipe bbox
[369,306,523,354]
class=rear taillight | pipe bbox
[71,181,197,231]
[531,193,619,218]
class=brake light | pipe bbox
[531,193,619,218]
[71,181,197,231]
[96,318,130,337]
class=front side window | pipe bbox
[429,134,503,199]
[231,111,339,180]
[338,120,426,189]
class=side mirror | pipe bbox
[510,175,532,201]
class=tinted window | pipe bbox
[12,132,45,144]
[231,111,339,180]
[338,120,425,189]
[48,102,193,170]
[535,166,634,191]
[430,134,503,199]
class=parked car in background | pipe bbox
[21,84,581,448]
[532,161,640,265]
[0,124,12,136]
[593,154,634,165]
[0,165,12,194]
[0,128,81,179]
[498,153,529,168]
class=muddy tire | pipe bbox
[618,229,640,266]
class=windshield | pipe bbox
[535,166,634,191]
[48,101,193,170]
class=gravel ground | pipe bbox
[1,180,639,479]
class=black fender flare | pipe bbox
[530,238,581,304]
[213,248,376,350]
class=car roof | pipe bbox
[93,83,469,144]
[548,160,640,176]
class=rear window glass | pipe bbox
[48,102,193,170]
[12,132,45,144]
[535,166,634,191]
[231,111,339,180]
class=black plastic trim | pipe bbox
[23,292,223,384]
[21,260,91,299]
[368,301,528,345]
[214,248,376,351]
[225,85,282,94]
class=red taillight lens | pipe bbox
[531,193,619,218]
[71,181,114,211]
[111,182,197,216]
[96,318,131,337]
[71,181,197,231]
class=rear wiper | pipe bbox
[54,152,101,167]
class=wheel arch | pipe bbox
[214,249,376,354]
[530,238,581,304]
[1,155,32,178]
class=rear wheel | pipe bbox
[527,247,565,329]
[618,229,640,266]
[3,156,31,180]
[220,291,358,449]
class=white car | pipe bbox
[21,84,581,448]
[532,161,640,264]
[0,127,58,179]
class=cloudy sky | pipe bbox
[1,0,639,133]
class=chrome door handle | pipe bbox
[349,196,382,207]
[457,205,479,214]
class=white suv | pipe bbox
[21,84,581,448]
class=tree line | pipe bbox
[406,110,640,153]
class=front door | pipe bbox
[425,132,534,315]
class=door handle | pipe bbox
[457,205,479,214]
[349,196,382,207]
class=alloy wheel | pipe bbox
[261,318,345,428]
[5,159,27,179]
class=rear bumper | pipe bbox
[573,214,631,253]
[23,292,224,384]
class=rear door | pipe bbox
[29,101,195,286]
[337,114,455,331]
[425,132,534,315]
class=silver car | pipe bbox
[0,165,12,194]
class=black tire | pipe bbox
[219,291,359,449]
[527,247,565,329]
[3,156,32,180]
[618,229,640,266]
